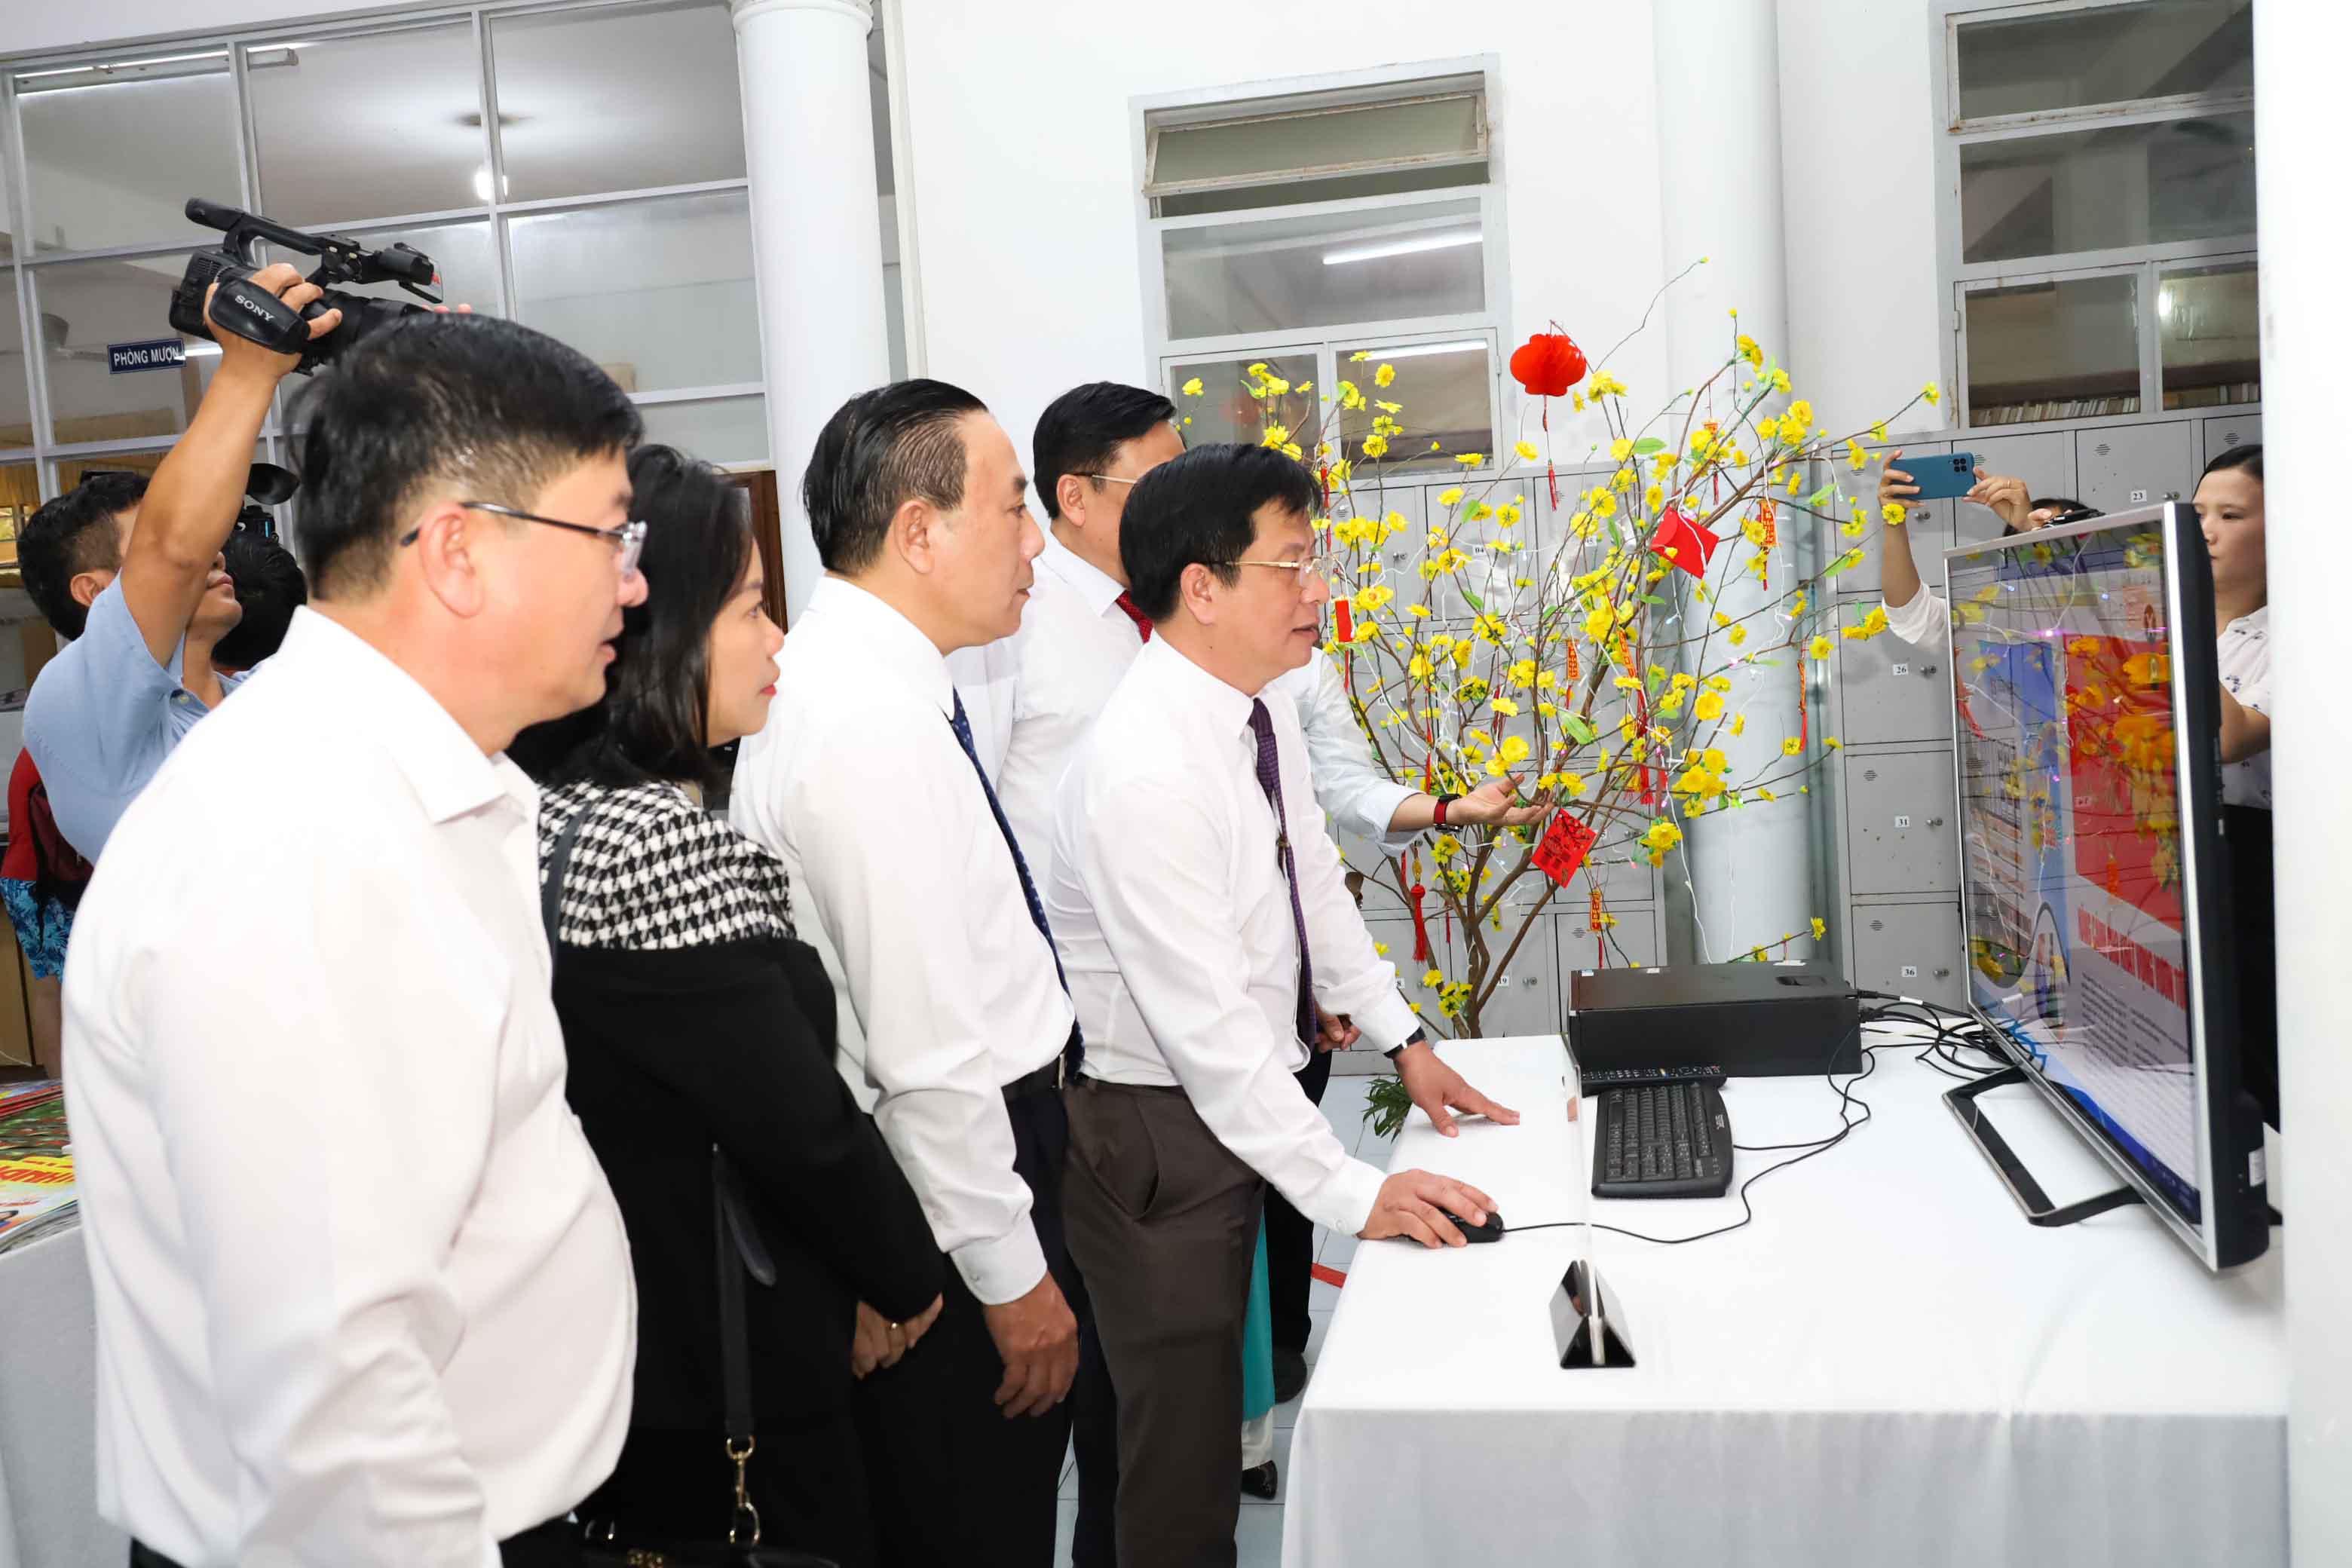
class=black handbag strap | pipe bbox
[542,794,772,1548]
[541,805,589,953]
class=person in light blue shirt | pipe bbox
[19,486,250,862]
[19,263,335,862]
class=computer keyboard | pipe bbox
[1592,1080,1735,1199]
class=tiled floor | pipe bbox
[1052,1075,1393,1566]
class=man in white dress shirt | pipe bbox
[962,382,1551,1414]
[1046,442,1518,1566]
[730,380,1083,1566]
[65,313,645,1568]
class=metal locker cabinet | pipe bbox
[1844,440,1954,599]
[1845,748,1962,896]
[1958,430,2078,535]
[1850,900,1967,1009]
[2203,413,2262,461]
[1834,632,1953,748]
[2075,421,2197,515]
[1560,902,1661,973]
[1479,911,1562,1037]
[1362,910,1560,1038]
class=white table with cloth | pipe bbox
[1282,1031,2286,1568]
[0,1220,125,1568]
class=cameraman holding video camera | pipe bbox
[20,262,330,862]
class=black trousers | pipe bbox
[853,1084,1116,1568]
[1263,1044,1334,1353]
[2223,804,2278,1128]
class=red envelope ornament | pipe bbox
[1647,505,1721,579]
[1530,813,1600,887]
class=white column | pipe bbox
[1652,0,1811,960]
[2258,7,2352,1560]
[732,0,892,623]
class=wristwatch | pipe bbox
[1431,793,1461,828]
[1385,1027,1428,1062]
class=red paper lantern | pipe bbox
[1508,332,1588,398]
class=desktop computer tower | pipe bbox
[1566,961,1863,1078]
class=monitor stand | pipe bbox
[1945,1067,2147,1227]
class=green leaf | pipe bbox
[1632,437,1668,455]
[1820,547,1868,580]
[1460,588,1486,613]
[1638,593,1665,605]
[1805,483,1836,510]
[1561,713,1599,744]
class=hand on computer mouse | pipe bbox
[1360,1170,1496,1248]
[1442,1208,1505,1243]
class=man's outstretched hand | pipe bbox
[1395,1040,1520,1138]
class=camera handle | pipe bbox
[206,272,318,359]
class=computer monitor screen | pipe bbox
[1943,502,2265,1270]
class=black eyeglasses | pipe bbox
[401,501,647,577]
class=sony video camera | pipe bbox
[168,198,441,375]
[237,461,301,541]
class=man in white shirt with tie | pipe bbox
[65,310,644,1568]
[730,379,1083,1566]
[1046,441,1518,1566]
[960,383,1551,1416]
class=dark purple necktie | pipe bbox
[1246,699,1315,1049]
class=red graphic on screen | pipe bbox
[2063,634,2182,932]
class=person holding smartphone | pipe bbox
[1875,452,2088,648]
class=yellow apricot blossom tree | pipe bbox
[1188,303,1930,1039]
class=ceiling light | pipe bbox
[472,164,510,203]
[20,49,226,78]
[1321,230,1480,266]
[1363,339,1487,361]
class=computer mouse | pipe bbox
[1444,1208,1504,1243]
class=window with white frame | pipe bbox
[1137,63,1510,479]
[1935,0,2256,427]
[0,0,902,568]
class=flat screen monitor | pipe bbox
[1942,502,2268,1271]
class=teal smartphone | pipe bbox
[1904,452,1978,501]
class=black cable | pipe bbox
[1503,999,2027,1248]
[1508,1018,1885,1247]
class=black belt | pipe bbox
[1003,1024,1083,1101]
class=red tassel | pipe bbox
[1797,651,1810,752]
[1406,862,1433,964]
[1542,401,1560,508]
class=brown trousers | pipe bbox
[1062,1077,1265,1568]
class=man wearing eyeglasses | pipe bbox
[955,384,1551,1454]
[1043,443,1515,1566]
[64,310,644,1568]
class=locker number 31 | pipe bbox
[1894,814,1912,828]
